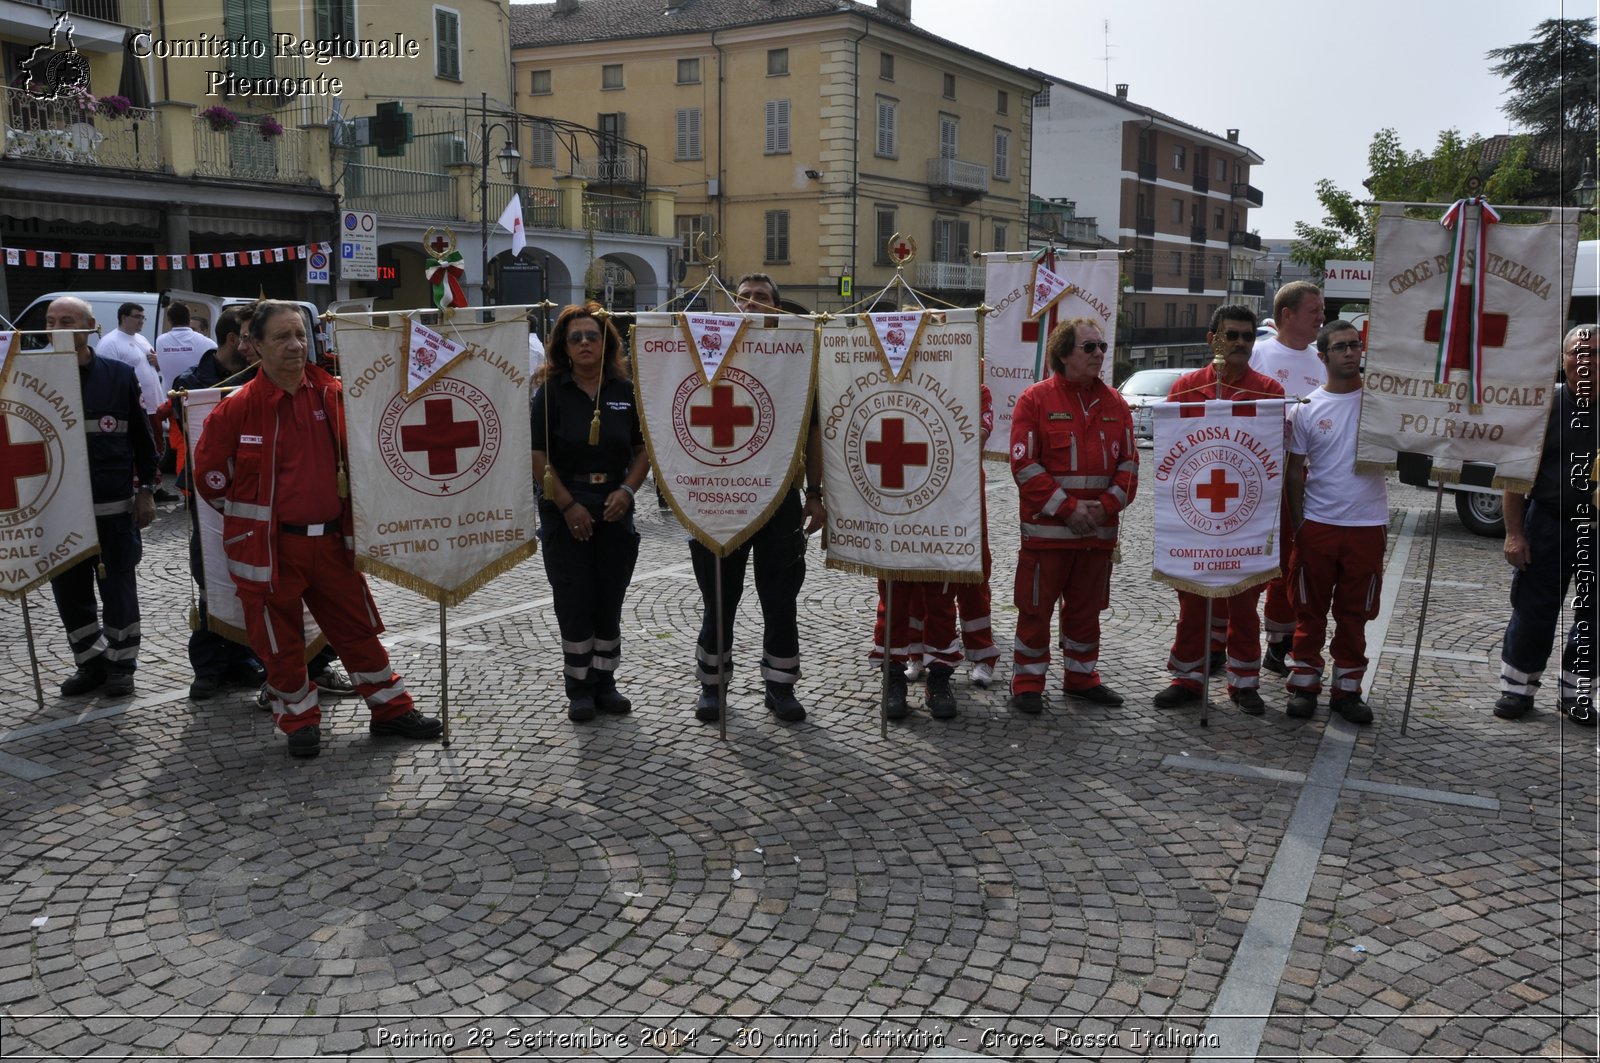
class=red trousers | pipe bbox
[1262,480,1297,645]
[239,533,413,735]
[872,580,959,667]
[1286,520,1385,698]
[1169,585,1264,695]
[1012,548,1112,694]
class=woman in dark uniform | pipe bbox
[531,303,649,722]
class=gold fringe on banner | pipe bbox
[1151,568,1276,599]
[357,540,539,609]
[824,556,989,584]
[0,545,102,601]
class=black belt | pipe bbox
[281,521,341,536]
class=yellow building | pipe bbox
[511,0,1041,313]
[2,0,673,316]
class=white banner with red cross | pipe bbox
[335,312,537,606]
[982,250,1121,459]
[0,345,99,598]
[1357,201,1580,491]
[1151,399,1291,597]
[817,309,985,581]
[632,312,815,557]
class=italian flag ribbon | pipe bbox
[1031,245,1059,379]
[425,249,467,315]
[1435,197,1501,406]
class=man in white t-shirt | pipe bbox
[1283,319,1387,725]
[94,302,164,415]
[1250,280,1327,674]
[153,302,216,393]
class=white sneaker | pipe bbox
[905,660,924,681]
[971,662,994,688]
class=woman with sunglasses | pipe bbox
[1005,317,1138,716]
[531,303,650,723]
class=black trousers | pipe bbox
[50,513,141,676]
[540,502,640,698]
[689,488,806,687]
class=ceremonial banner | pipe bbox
[1151,399,1290,597]
[633,311,814,555]
[983,250,1121,458]
[337,313,537,605]
[818,309,984,581]
[0,345,99,598]
[1357,202,1579,490]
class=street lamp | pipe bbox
[1572,161,1597,211]
[478,91,522,306]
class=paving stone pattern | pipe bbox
[0,469,1594,1060]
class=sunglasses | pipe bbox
[567,330,603,344]
[1076,341,1109,354]
[1217,329,1255,343]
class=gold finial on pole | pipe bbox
[886,232,917,272]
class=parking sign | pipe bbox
[306,248,330,285]
[340,210,377,281]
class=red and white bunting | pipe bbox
[0,242,332,272]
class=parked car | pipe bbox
[1118,367,1186,442]
[1396,454,1504,538]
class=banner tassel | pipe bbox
[588,409,601,447]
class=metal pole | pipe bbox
[20,592,46,713]
[1399,480,1446,735]
[1200,594,1212,727]
[479,91,489,310]
[881,580,892,739]
[714,554,727,741]
[439,600,451,748]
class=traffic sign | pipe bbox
[340,210,378,280]
[306,248,330,285]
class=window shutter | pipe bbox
[765,99,790,154]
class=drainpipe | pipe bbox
[847,19,869,307]
[156,0,170,100]
[711,28,724,277]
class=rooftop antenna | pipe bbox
[1102,20,1113,94]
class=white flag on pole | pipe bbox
[497,193,526,256]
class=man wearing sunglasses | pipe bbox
[1007,317,1137,714]
[1282,319,1386,725]
[1251,281,1327,675]
[1153,305,1284,715]
[1494,324,1596,726]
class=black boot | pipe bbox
[566,676,596,723]
[926,666,957,719]
[594,675,632,715]
[694,683,721,722]
[883,663,909,721]
[764,681,806,723]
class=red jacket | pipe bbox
[1167,364,1284,405]
[1009,373,1137,550]
[192,363,351,592]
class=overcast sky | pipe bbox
[912,0,1574,238]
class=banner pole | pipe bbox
[1399,482,1446,735]
[1200,595,1212,727]
[881,580,893,739]
[20,592,46,713]
[439,601,452,748]
[715,556,727,742]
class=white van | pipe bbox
[11,290,325,362]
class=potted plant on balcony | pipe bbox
[96,94,132,120]
[258,116,284,140]
[199,105,239,132]
[63,85,97,116]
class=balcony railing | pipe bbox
[572,155,642,184]
[1135,215,1155,236]
[1190,225,1207,244]
[1129,326,1199,346]
[1192,174,1209,194]
[344,163,454,218]
[915,261,980,290]
[487,180,559,231]
[926,157,989,195]
[1231,183,1263,207]
[2,88,162,171]
[193,119,311,183]
[1137,160,1156,181]
[1229,278,1266,297]
[586,192,646,235]
[29,0,151,25]
[1229,230,1262,250]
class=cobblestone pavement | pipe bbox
[0,462,1595,1061]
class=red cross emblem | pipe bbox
[1194,467,1240,514]
[400,397,481,476]
[428,233,452,256]
[865,417,928,490]
[1425,285,1509,374]
[688,384,756,448]
[0,417,48,510]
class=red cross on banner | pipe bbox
[400,398,480,476]
[1425,289,1509,375]
[864,417,928,490]
[688,384,755,447]
[1194,467,1240,514]
[0,417,48,510]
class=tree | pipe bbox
[1487,18,1598,147]
[1289,128,1538,273]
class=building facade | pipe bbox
[1030,77,1265,369]
[511,0,1041,314]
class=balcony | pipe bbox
[193,118,313,185]
[1,87,162,171]
[1191,173,1209,194]
[1135,215,1155,237]
[915,261,980,290]
[1231,183,1263,207]
[1137,160,1156,181]
[344,163,453,218]
[1188,274,1206,294]
[1129,326,1197,346]
[1190,225,1207,244]
[1229,230,1262,251]
[926,156,989,200]
[487,179,558,230]
[571,154,643,185]
[1132,270,1153,292]
[585,192,646,235]
[1230,278,1266,297]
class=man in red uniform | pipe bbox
[192,301,442,758]
[1007,317,1137,714]
[1153,304,1285,715]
